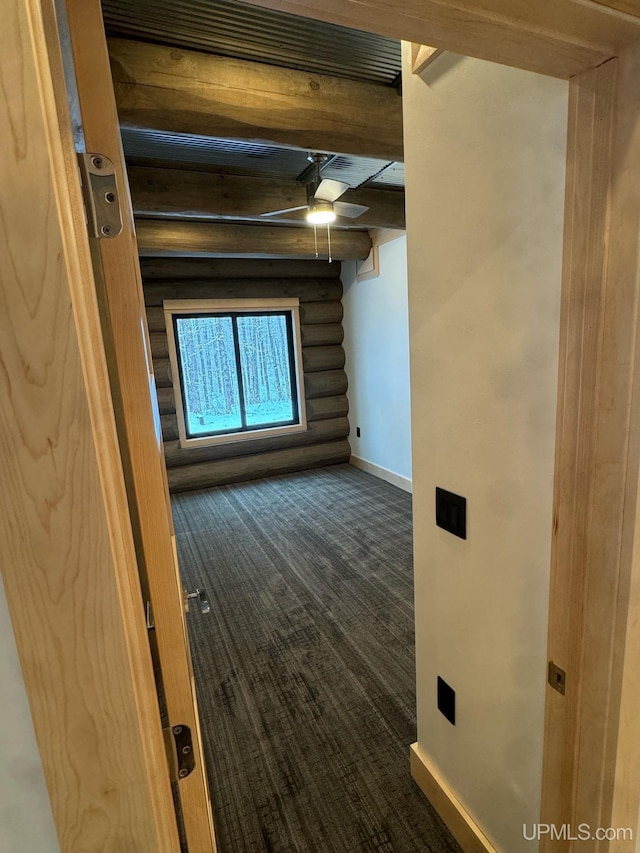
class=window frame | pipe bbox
[164,298,307,449]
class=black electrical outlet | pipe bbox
[356,427,361,437]
[437,676,456,725]
[435,487,466,539]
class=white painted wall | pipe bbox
[403,48,567,852]
[342,235,412,490]
[0,578,59,853]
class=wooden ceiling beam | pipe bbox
[108,38,403,161]
[135,219,372,260]
[238,0,640,78]
[128,165,405,230]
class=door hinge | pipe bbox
[163,724,196,782]
[548,661,566,695]
[77,152,123,239]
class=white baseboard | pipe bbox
[410,743,498,853]
[349,455,412,493]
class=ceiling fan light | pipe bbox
[306,202,336,225]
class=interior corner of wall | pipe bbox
[356,242,380,281]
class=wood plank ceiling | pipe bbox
[101,0,406,259]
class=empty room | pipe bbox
[99,1,566,847]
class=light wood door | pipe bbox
[58,1,217,850]
[0,0,181,849]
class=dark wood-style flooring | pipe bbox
[172,464,461,853]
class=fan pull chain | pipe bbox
[313,223,319,259]
[327,223,332,263]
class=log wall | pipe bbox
[141,258,350,491]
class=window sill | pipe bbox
[178,420,308,450]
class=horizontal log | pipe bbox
[301,324,343,347]
[146,300,343,331]
[302,345,345,373]
[129,166,405,231]
[161,413,179,442]
[304,370,348,399]
[136,219,372,261]
[109,38,403,161]
[144,278,342,306]
[146,307,167,333]
[140,258,341,281]
[154,359,172,389]
[300,302,343,326]
[150,332,169,359]
[160,394,349,441]
[305,394,349,422]
[156,386,176,414]
[164,417,349,468]
[167,439,351,492]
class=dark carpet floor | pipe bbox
[172,464,461,853]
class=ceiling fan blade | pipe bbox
[314,178,350,203]
[260,205,307,217]
[334,201,369,219]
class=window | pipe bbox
[164,299,306,447]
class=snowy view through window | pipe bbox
[175,313,296,437]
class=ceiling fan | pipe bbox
[260,152,369,224]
